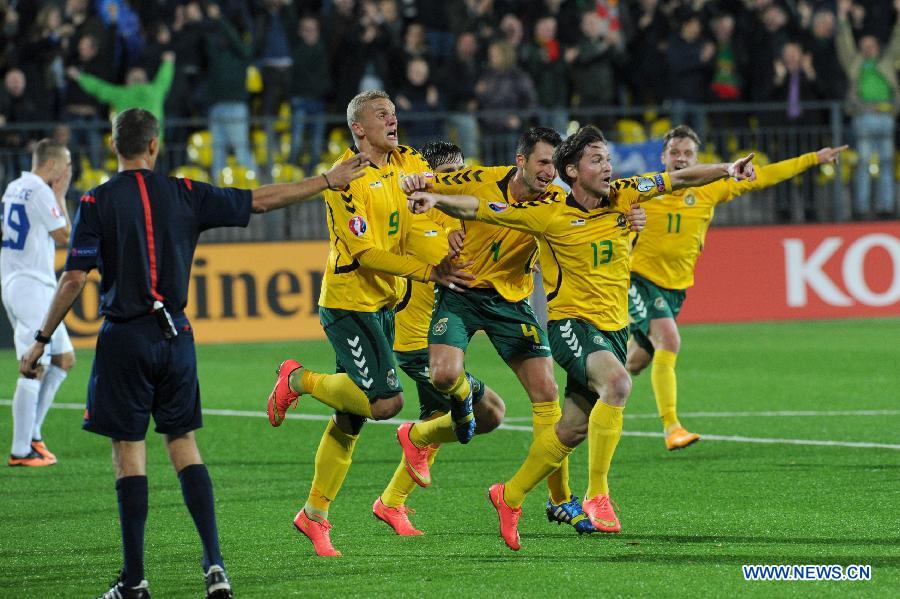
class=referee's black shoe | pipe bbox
[205,565,234,598]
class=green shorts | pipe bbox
[320,306,402,401]
[395,348,485,420]
[548,318,628,403]
[428,287,551,361]
[628,273,686,356]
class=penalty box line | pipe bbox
[4,400,898,451]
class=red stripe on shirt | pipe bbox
[183,177,192,190]
[134,172,164,303]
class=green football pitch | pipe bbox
[1,318,899,598]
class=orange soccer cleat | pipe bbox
[267,359,303,427]
[665,426,701,451]
[397,422,432,487]
[293,509,342,557]
[488,483,521,551]
[8,450,55,467]
[30,440,57,464]
[583,494,621,533]
[372,497,423,536]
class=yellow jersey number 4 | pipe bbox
[521,323,541,344]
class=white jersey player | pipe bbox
[1,139,76,466]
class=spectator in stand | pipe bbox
[566,10,623,127]
[708,12,744,102]
[523,15,569,136]
[802,6,848,101]
[475,41,537,159]
[64,33,112,168]
[837,0,900,219]
[388,22,433,91]
[0,69,41,176]
[66,52,175,143]
[97,0,144,80]
[522,0,581,46]
[289,15,330,175]
[497,13,526,64]
[624,0,668,106]
[395,56,442,142]
[744,3,793,103]
[446,0,498,47]
[205,1,257,182]
[664,11,714,129]
[771,40,823,222]
[254,0,298,168]
[438,30,481,160]
[18,3,67,118]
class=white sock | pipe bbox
[11,378,41,457]
[32,364,67,441]
[303,503,329,523]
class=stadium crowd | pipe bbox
[1,0,899,218]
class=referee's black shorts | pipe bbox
[83,313,202,441]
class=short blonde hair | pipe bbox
[346,90,391,131]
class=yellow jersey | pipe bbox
[631,152,818,290]
[474,173,673,331]
[393,211,448,352]
[431,166,568,303]
[319,145,432,311]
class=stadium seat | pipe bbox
[276,103,291,133]
[218,165,259,189]
[271,162,301,183]
[649,118,672,139]
[170,165,211,183]
[76,167,111,190]
[616,119,647,143]
[698,148,723,164]
[246,65,263,94]
[252,129,269,166]
[187,130,213,168]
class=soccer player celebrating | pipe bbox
[408,125,755,549]
[1,139,75,467]
[625,125,847,451]
[374,141,506,535]
[398,128,594,535]
[265,91,472,557]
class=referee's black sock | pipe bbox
[178,464,223,571]
[115,475,148,586]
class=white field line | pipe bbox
[503,409,900,422]
[3,400,898,451]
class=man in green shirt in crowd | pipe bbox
[66,52,176,143]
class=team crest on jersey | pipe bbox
[488,201,509,212]
[386,368,399,388]
[616,214,627,228]
[654,173,666,192]
[655,297,666,309]
[432,317,449,335]
[684,194,696,206]
[369,180,384,189]
[636,177,654,192]
[570,218,586,226]
[348,215,367,236]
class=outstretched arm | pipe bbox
[669,153,756,191]
[250,153,370,213]
[408,191,480,220]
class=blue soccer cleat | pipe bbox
[450,374,476,444]
[546,495,595,535]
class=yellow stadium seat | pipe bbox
[275,102,291,134]
[187,130,213,168]
[76,167,111,191]
[698,148,722,164]
[219,165,259,189]
[246,65,263,94]
[271,162,301,183]
[649,118,672,139]
[251,129,269,166]
[170,165,211,183]
[616,119,647,143]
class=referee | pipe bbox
[18,108,368,599]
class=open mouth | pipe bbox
[386,129,398,141]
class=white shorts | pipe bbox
[2,275,74,363]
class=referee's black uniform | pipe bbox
[66,170,250,440]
